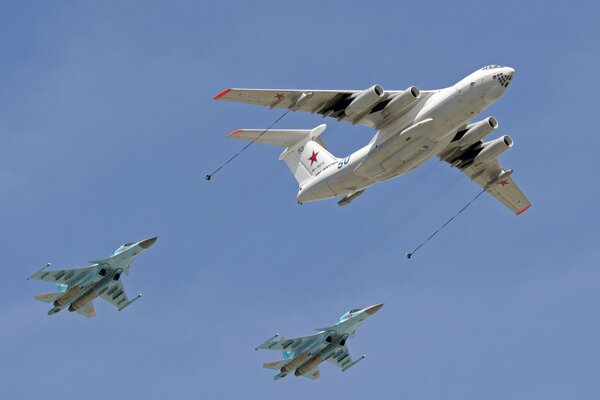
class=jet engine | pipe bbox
[68,291,98,312]
[381,86,420,117]
[295,355,324,376]
[344,85,385,117]
[53,286,83,307]
[474,135,513,165]
[457,117,498,149]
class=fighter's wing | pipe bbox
[215,88,435,129]
[99,280,129,310]
[256,332,327,352]
[75,302,96,318]
[327,345,353,370]
[439,142,531,215]
[27,266,93,285]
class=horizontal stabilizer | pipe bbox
[228,124,327,148]
[35,292,62,303]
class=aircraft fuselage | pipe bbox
[48,264,123,315]
[297,66,515,203]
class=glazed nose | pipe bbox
[496,68,514,88]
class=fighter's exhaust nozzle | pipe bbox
[47,307,61,315]
[138,237,158,249]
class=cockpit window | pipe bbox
[481,65,503,70]
[348,308,361,314]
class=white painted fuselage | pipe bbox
[297,66,515,203]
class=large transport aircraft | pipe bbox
[215,65,531,214]
[28,237,157,317]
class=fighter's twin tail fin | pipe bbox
[262,359,288,370]
[34,292,63,303]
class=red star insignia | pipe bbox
[499,179,509,187]
[275,93,285,100]
[308,150,319,166]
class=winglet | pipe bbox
[118,294,142,311]
[227,129,244,137]
[214,88,232,100]
[342,355,366,372]
[516,204,532,215]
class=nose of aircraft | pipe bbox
[504,66,515,76]
[364,303,384,316]
[138,237,158,249]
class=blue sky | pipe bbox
[1,1,599,398]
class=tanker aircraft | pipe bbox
[256,303,383,380]
[215,65,531,215]
[27,237,157,317]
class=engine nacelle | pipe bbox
[344,84,384,117]
[381,86,420,117]
[295,355,324,376]
[474,135,513,165]
[457,117,498,149]
[68,291,98,312]
[53,286,83,307]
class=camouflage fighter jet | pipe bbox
[256,303,383,380]
[27,237,157,317]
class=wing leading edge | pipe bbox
[215,87,434,129]
[27,266,92,285]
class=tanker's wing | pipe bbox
[469,161,530,215]
[214,87,434,129]
[439,141,531,215]
[27,266,92,285]
[99,280,130,310]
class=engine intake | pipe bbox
[381,86,420,117]
[457,117,498,149]
[345,85,385,117]
[474,135,513,165]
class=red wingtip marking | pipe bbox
[214,88,232,100]
[516,204,532,215]
[227,129,243,137]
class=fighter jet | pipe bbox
[215,65,531,215]
[27,237,157,317]
[256,303,383,380]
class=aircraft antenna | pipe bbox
[406,188,485,259]
[205,110,290,181]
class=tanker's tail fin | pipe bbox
[228,124,338,185]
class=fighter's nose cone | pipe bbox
[365,303,384,315]
[138,237,158,249]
